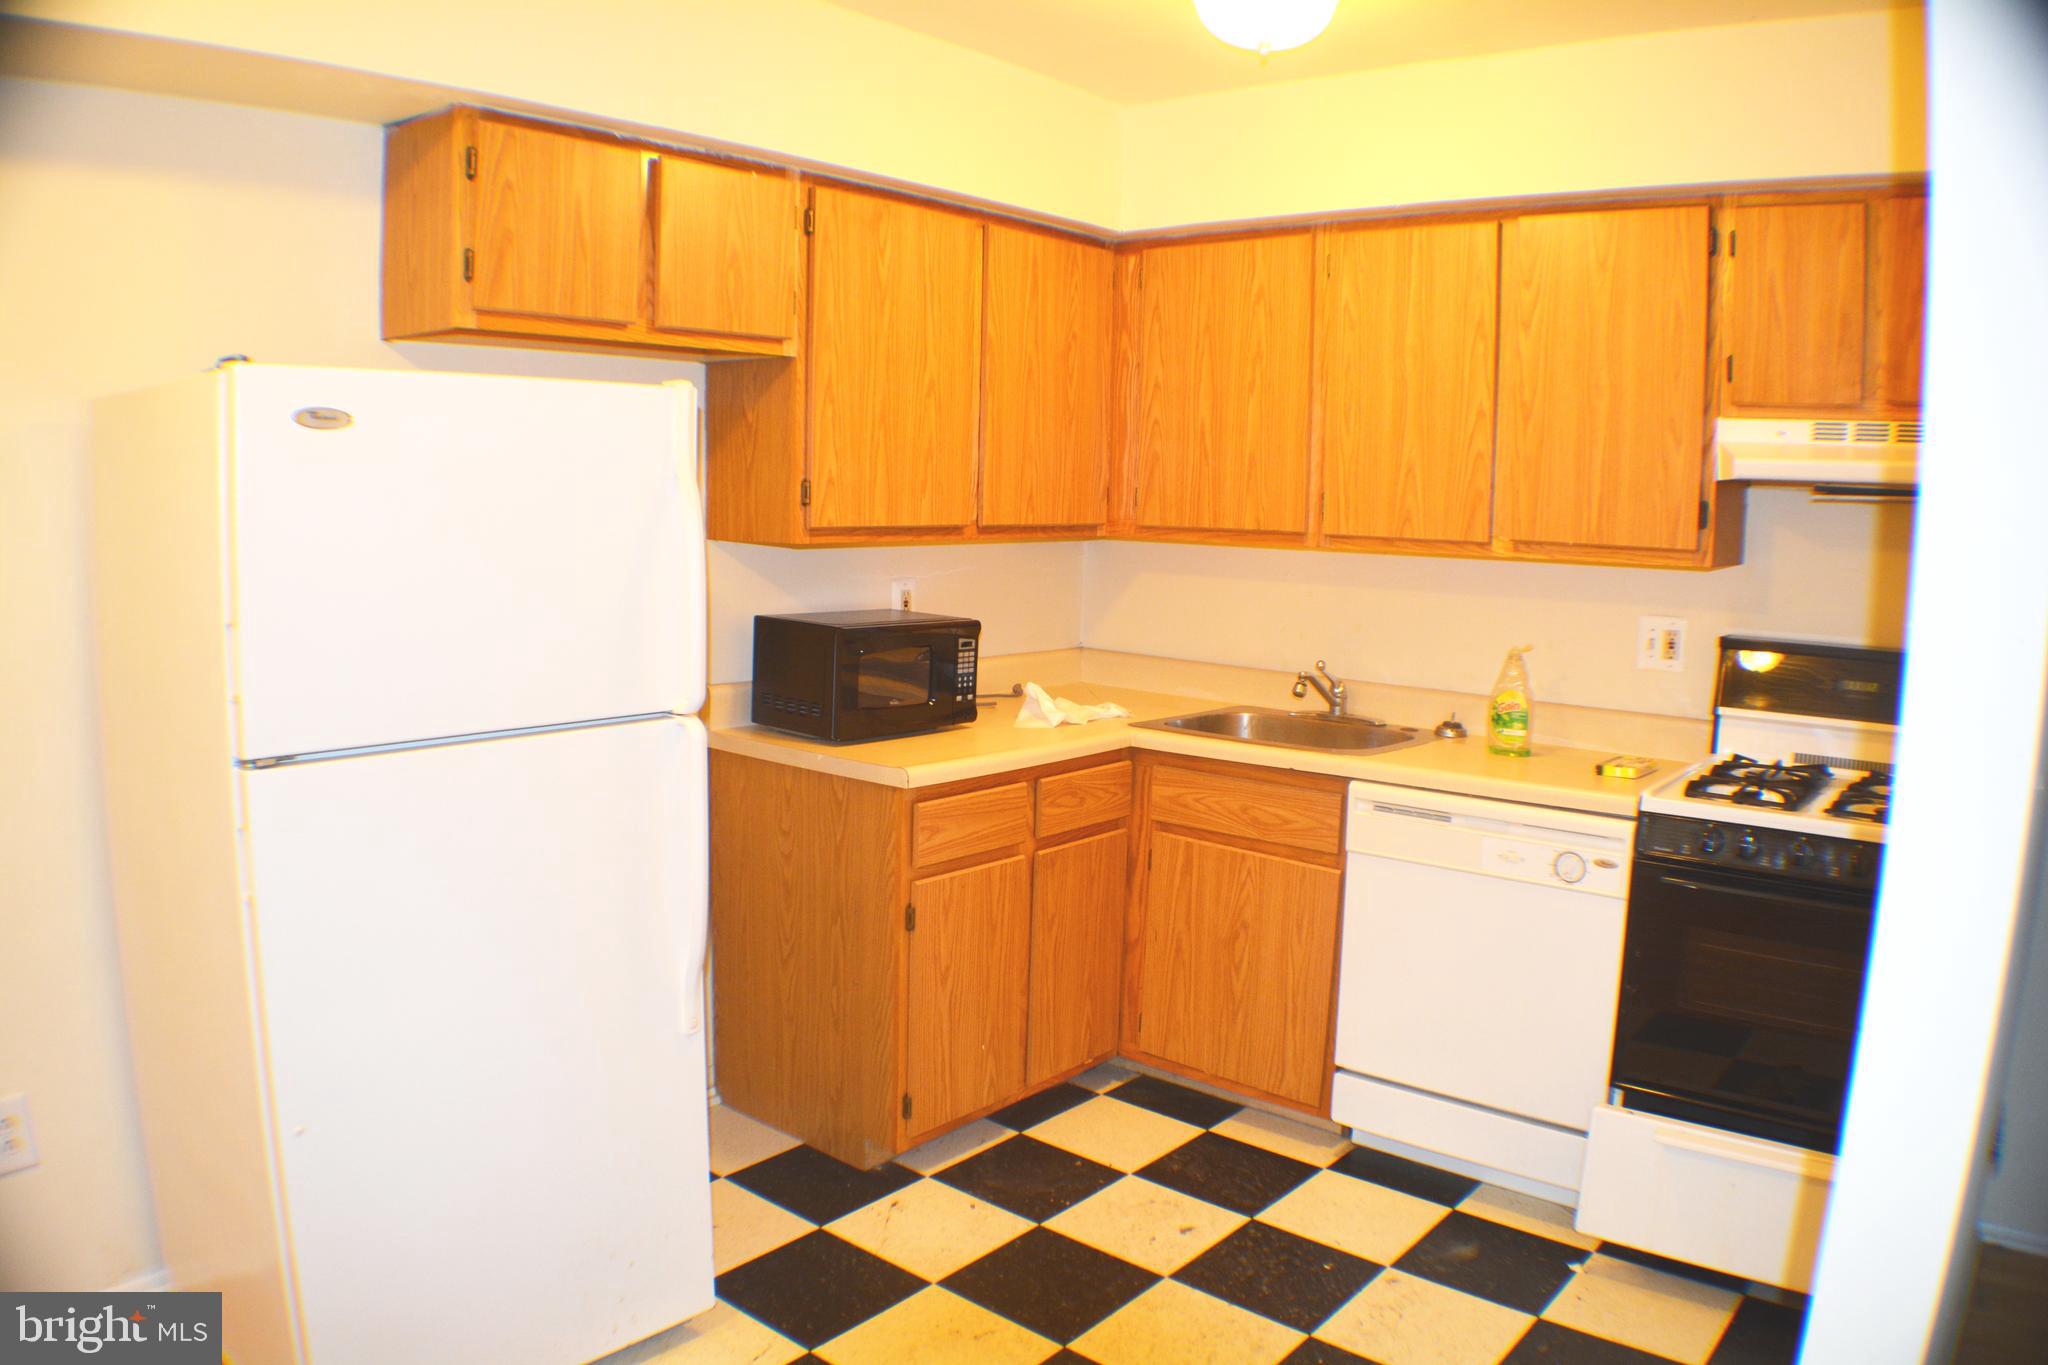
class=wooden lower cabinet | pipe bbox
[905,857,1031,1138]
[1026,829,1130,1087]
[1123,756,1347,1114]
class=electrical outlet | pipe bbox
[1636,616,1688,672]
[0,1094,38,1177]
[889,578,915,612]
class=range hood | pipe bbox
[1714,417,1921,492]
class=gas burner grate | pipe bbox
[1683,755,1833,810]
[1827,770,1893,824]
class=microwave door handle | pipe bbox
[1655,875,1834,910]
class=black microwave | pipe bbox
[752,610,981,742]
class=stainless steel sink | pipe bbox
[1131,705,1432,755]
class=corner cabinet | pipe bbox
[382,108,798,357]
[1122,755,1346,1114]
[709,752,1132,1167]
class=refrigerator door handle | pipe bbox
[676,716,711,1036]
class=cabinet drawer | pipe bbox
[1036,762,1133,840]
[1149,765,1343,856]
[913,783,1032,868]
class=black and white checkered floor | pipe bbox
[609,1064,1806,1365]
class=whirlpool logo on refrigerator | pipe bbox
[4,1293,220,1360]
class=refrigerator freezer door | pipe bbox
[240,717,712,1364]
[227,366,705,760]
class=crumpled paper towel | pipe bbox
[1014,681,1132,729]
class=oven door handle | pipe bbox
[1653,875,1843,910]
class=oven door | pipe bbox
[832,631,965,740]
[1612,855,1874,1152]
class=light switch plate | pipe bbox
[889,578,915,612]
[1637,616,1687,672]
[0,1093,38,1177]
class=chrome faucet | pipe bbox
[1292,660,1346,717]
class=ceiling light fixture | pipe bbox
[1193,0,1340,56]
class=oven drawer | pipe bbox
[1576,1103,1833,1293]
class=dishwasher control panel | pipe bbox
[1348,781,1634,899]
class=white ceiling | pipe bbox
[824,0,1915,104]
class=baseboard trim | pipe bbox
[1979,1221,2048,1256]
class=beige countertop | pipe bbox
[707,682,1688,818]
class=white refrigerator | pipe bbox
[88,363,714,1365]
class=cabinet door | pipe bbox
[1026,829,1128,1087]
[1320,220,1498,545]
[1726,202,1868,409]
[652,156,798,341]
[906,857,1031,1136]
[1497,206,1709,553]
[472,121,644,325]
[1132,832,1340,1107]
[982,225,1113,528]
[1130,234,1314,534]
[808,186,983,531]
[1875,196,1928,407]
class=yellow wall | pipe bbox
[1121,10,1926,229]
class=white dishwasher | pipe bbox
[1331,780,1634,1201]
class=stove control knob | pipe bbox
[1788,838,1816,869]
[1698,826,1727,857]
[1735,830,1760,861]
[1553,852,1587,884]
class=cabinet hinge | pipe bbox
[463,145,478,180]
[462,247,474,283]
[1699,498,1711,531]
[800,478,811,508]
[1726,354,1735,383]
[1708,224,1718,256]
[1728,229,1738,258]
[803,205,815,235]
[905,902,916,932]
[901,1092,912,1121]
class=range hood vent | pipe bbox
[1715,417,1920,487]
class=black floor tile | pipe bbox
[1328,1145,1480,1207]
[1044,1351,1102,1364]
[1139,1131,1318,1216]
[1709,1295,1809,1365]
[1174,1220,1381,1332]
[1108,1073,1244,1128]
[935,1134,1123,1221]
[941,1226,1159,1343]
[990,1081,1096,1131]
[724,1144,919,1224]
[1502,1320,1672,1363]
[714,1230,924,1348]
[1394,1211,1589,1314]
[1284,1340,1381,1365]
[1599,1241,1753,1295]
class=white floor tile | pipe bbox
[1541,1253,1743,1364]
[1071,1279,1305,1365]
[816,1286,1056,1365]
[600,1301,805,1365]
[711,1179,811,1274]
[1316,1269,1532,1365]
[1258,1169,1449,1265]
[709,1105,799,1177]
[826,1178,1032,1280]
[1029,1094,1203,1171]
[1074,1060,1136,1091]
[1045,1175,1247,1275]
[1457,1184,1601,1252]
[1212,1108,1351,1166]
[895,1118,1009,1175]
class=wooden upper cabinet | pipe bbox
[652,155,799,341]
[981,225,1113,529]
[470,120,644,324]
[383,109,795,357]
[1319,220,1498,546]
[807,186,984,531]
[1128,233,1314,534]
[905,856,1031,1138]
[1875,196,1928,407]
[1497,206,1710,554]
[1725,202,1867,409]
